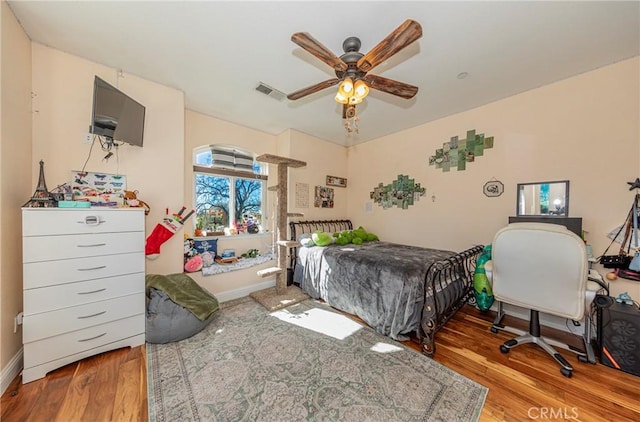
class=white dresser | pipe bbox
[21,208,146,383]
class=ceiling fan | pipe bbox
[287,19,423,118]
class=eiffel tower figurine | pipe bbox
[23,160,57,208]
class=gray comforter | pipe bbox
[294,241,454,340]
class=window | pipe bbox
[193,145,267,235]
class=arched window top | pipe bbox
[194,144,266,175]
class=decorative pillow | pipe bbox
[298,232,312,241]
[200,251,215,268]
[311,231,333,247]
[184,255,203,272]
[193,238,218,257]
[300,237,315,247]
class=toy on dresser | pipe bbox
[124,190,150,215]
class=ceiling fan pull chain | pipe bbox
[343,109,360,136]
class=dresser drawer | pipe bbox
[24,272,144,314]
[23,231,144,263]
[23,252,144,290]
[23,314,145,368]
[23,293,144,343]
[22,208,145,237]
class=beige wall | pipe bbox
[347,57,640,299]
[183,110,281,295]
[31,44,185,276]
[285,129,349,221]
[1,0,32,379]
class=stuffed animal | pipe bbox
[184,255,203,272]
[124,190,150,215]
[473,245,494,311]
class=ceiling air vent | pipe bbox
[255,82,286,101]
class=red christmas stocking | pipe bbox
[145,220,183,260]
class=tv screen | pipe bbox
[90,76,145,147]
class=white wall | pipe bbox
[347,57,640,299]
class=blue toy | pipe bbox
[616,292,634,305]
[473,245,495,311]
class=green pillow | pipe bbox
[311,231,333,247]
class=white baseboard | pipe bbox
[216,279,276,303]
[1,347,23,395]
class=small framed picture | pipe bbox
[326,175,347,188]
[483,180,504,197]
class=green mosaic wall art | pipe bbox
[428,129,494,172]
[369,174,426,209]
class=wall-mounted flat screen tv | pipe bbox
[90,76,145,147]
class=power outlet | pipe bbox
[83,133,93,144]
[14,312,23,333]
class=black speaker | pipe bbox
[595,295,640,377]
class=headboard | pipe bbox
[287,219,353,284]
[289,219,353,241]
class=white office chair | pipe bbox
[487,223,602,377]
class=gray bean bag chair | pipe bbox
[145,273,219,344]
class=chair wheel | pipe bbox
[578,355,588,363]
[561,368,573,378]
[500,345,510,354]
[490,326,498,334]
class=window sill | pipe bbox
[200,252,275,276]
[193,232,271,241]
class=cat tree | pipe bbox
[250,154,309,311]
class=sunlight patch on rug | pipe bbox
[370,342,404,353]
[270,305,363,340]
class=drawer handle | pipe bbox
[77,288,106,295]
[77,266,107,271]
[76,243,107,248]
[77,332,107,342]
[78,216,105,226]
[77,311,106,319]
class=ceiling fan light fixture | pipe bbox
[334,91,349,104]
[353,79,369,99]
[335,78,369,105]
[335,77,355,104]
[340,77,354,94]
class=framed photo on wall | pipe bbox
[483,180,504,197]
[326,175,347,188]
[314,186,334,208]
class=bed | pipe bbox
[289,219,483,356]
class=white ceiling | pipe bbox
[7,1,640,146]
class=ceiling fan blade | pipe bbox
[357,19,422,72]
[363,74,418,99]
[287,78,341,100]
[291,32,348,72]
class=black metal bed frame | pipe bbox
[420,244,484,356]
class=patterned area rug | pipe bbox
[147,297,487,422]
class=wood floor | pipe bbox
[2,304,639,422]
